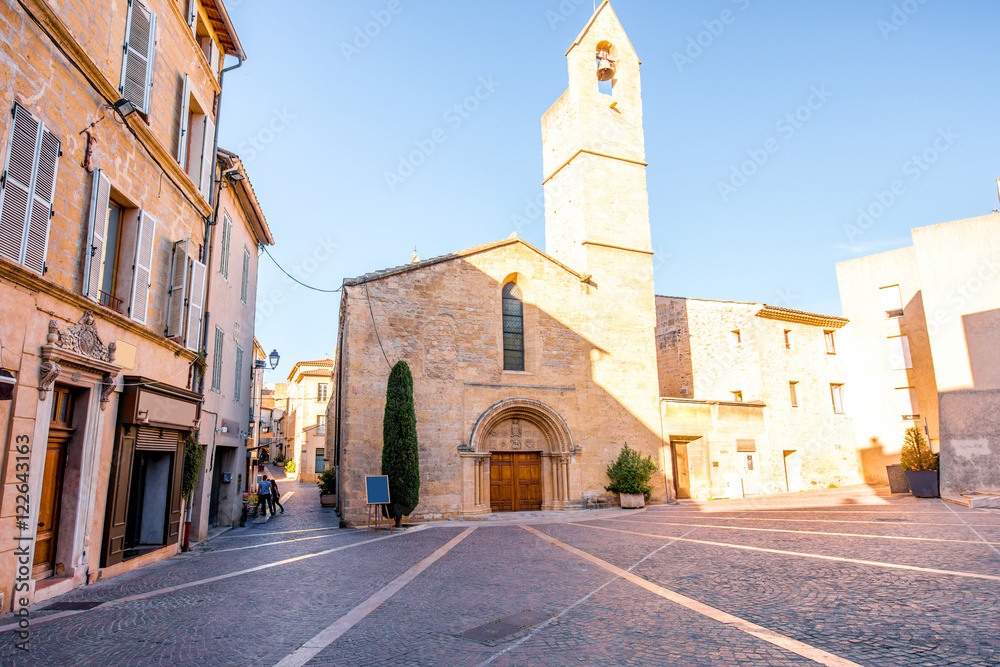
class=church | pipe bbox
[328,2,864,524]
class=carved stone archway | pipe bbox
[460,399,577,516]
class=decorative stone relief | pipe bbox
[50,311,116,363]
[38,361,62,400]
[42,311,120,410]
[484,418,546,452]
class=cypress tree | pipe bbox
[381,360,420,527]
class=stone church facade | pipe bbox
[329,2,863,524]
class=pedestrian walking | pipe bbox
[270,478,284,514]
[258,476,273,516]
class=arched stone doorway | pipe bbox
[460,399,575,516]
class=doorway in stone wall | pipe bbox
[670,441,692,499]
[489,452,542,512]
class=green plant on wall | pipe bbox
[182,432,204,499]
[900,426,938,471]
[605,443,658,499]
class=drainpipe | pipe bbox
[198,51,246,390]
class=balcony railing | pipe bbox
[99,290,124,314]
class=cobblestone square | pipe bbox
[1,480,997,666]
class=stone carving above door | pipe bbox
[485,418,546,452]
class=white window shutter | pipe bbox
[0,103,40,266]
[83,169,111,300]
[185,257,207,351]
[166,239,190,338]
[129,211,156,324]
[23,128,58,275]
[120,0,156,114]
[240,246,250,304]
[187,0,198,32]
[209,39,220,73]
[219,214,231,279]
[176,75,190,165]
[199,116,215,199]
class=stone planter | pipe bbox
[903,470,939,498]
[320,494,337,507]
[619,493,645,509]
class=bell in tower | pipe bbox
[596,50,616,82]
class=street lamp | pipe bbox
[269,349,280,370]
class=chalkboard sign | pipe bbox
[365,476,391,505]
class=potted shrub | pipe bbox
[284,459,296,475]
[605,444,658,508]
[317,468,337,507]
[900,426,939,497]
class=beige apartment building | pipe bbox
[0,0,246,610]
[656,297,860,499]
[838,213,1000,495]
[190,151,273,543]
[284,359,334,483]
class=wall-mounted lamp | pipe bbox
[223,168,245,182]
[268,349,280,370]
[112,98,137,118]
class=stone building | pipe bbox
[189,150,273,543]
[328,2,871,522]
[656,297,861,499]
[331,3,664,524]
[837,213,1000,496]
[284,359,334,483]
[0,0,257,611]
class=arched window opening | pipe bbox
[596,40,617,96]
[502,282,525,371]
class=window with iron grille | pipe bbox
[502,282,524,371]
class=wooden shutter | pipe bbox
[165,239,189,338]
[120,0,157,114]
[219,214,231,278]
[234,345,244,403]
[168,435,185,545]
[129,211,156,324]
[212,326,224,391]
[240,246,250,303]
[185,257,206,351]
[0,103,40,266]
[84,170,111,300]
[23,128,59,274]
[101,426,137,568]
[187,0,198,32]
[176,75,190,165]
[199,116,215,199]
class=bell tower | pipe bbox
[542,1,651,279]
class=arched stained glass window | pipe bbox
[502,282,524,371]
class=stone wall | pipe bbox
[335,240,664,524]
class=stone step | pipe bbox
[941,493,1000,509]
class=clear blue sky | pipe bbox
[219,0,1000,381]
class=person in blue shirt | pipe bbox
[258,476,273,516]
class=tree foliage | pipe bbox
[900,426,938,471]
[605,443,658,499]
[381,360,420,526]
[182,432,204,499]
